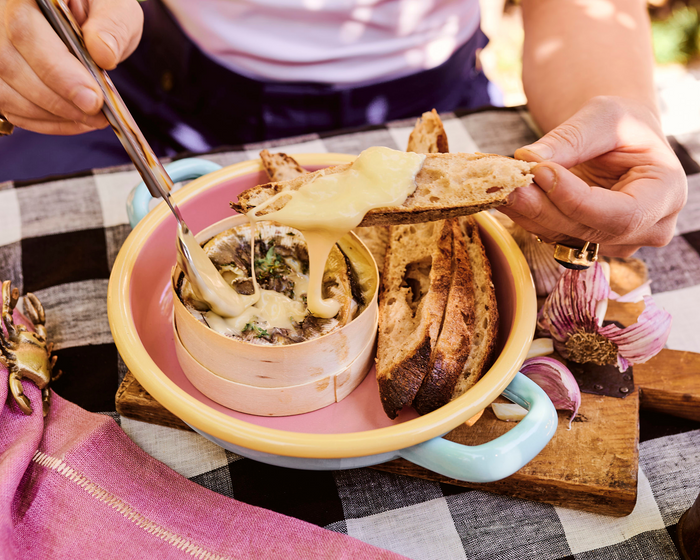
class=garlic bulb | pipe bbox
[538,262,672,372]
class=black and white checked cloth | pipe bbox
[1,107,699,559]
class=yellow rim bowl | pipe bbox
[108,153,537,460]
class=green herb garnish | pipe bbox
[243,322,269,338]
[255,245,286,280]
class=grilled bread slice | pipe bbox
[376,220,453,419]
[450,216,499,400]
[260,149,306,182]
[412,219,476,414]
[399,111,478,415]
[352,225,390,273]
[232,152,534,226]
[407,109,449,154]
[354,109,453,271]
[257,149,392,271]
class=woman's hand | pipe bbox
[0,0,143,135]
[501,96,688,257]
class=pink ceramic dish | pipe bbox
[109,154,554,480]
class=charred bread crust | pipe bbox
[376,337,433,419]
[231,153,534,224]
[413,219,476,415]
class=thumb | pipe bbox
[81,0,144,70]
[514,101,621,168]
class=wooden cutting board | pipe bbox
[114,259,700,516]
[115,348,700,516]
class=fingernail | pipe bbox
[533,165,557,194]
[505,190,518,207]
[522,143,553,161]
[72,88,100,113]
[98,31,119,57]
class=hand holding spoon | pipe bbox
[37,0,251,317]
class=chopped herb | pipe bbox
[243,322,269,338]
[254,245,287,281]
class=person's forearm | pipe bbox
[520,0,658,132]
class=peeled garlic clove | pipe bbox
[521,357,581,429]
[526,338,554,358]
[491,402,528,422]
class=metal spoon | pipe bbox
[37,0,246,316]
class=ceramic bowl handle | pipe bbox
[126,158,223,228]
[398,373,557,483]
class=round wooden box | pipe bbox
[171,215,379,416]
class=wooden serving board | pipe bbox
[116,349,700,516]
[114,258,700,516]
[374,390,640,516]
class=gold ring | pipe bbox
[0,113,14,136]
[553,241,599,270]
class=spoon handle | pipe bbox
[36,0,179,214]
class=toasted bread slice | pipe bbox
[450,216,499,400]
[356,110,452,273]
[376,220,453,419]
[412,219,476,414]
[258,149,392,271]
[407,110,449,154]
[231,152,534,226]
[260,149,306,182]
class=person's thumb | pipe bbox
[81,0,144,70]
[514,102,620,168]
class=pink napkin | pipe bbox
[1,314,406,560]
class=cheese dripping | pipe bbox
[248,146,426,318]
[177,223,259,317]
[195,222,308,337]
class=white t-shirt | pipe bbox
[162,0,480,85]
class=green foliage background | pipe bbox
[652,2,700,64]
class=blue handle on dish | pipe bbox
[398,373,557,483]
[126,158,222,228]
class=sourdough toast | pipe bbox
[375,220,453,418]
[232,152,534,226]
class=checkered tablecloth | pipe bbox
[2,107,699,559]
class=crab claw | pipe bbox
[23,293,45,326]
[9,372,33,415]
[2,281,19,341]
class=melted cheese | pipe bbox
[204,288,307,336]
[178,224,259,317]
[249,146,426,318]
[183,146,424,332]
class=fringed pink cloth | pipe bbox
[0,330,406,559]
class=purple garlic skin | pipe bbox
[537,262,672,372]
[521,356,581,429]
